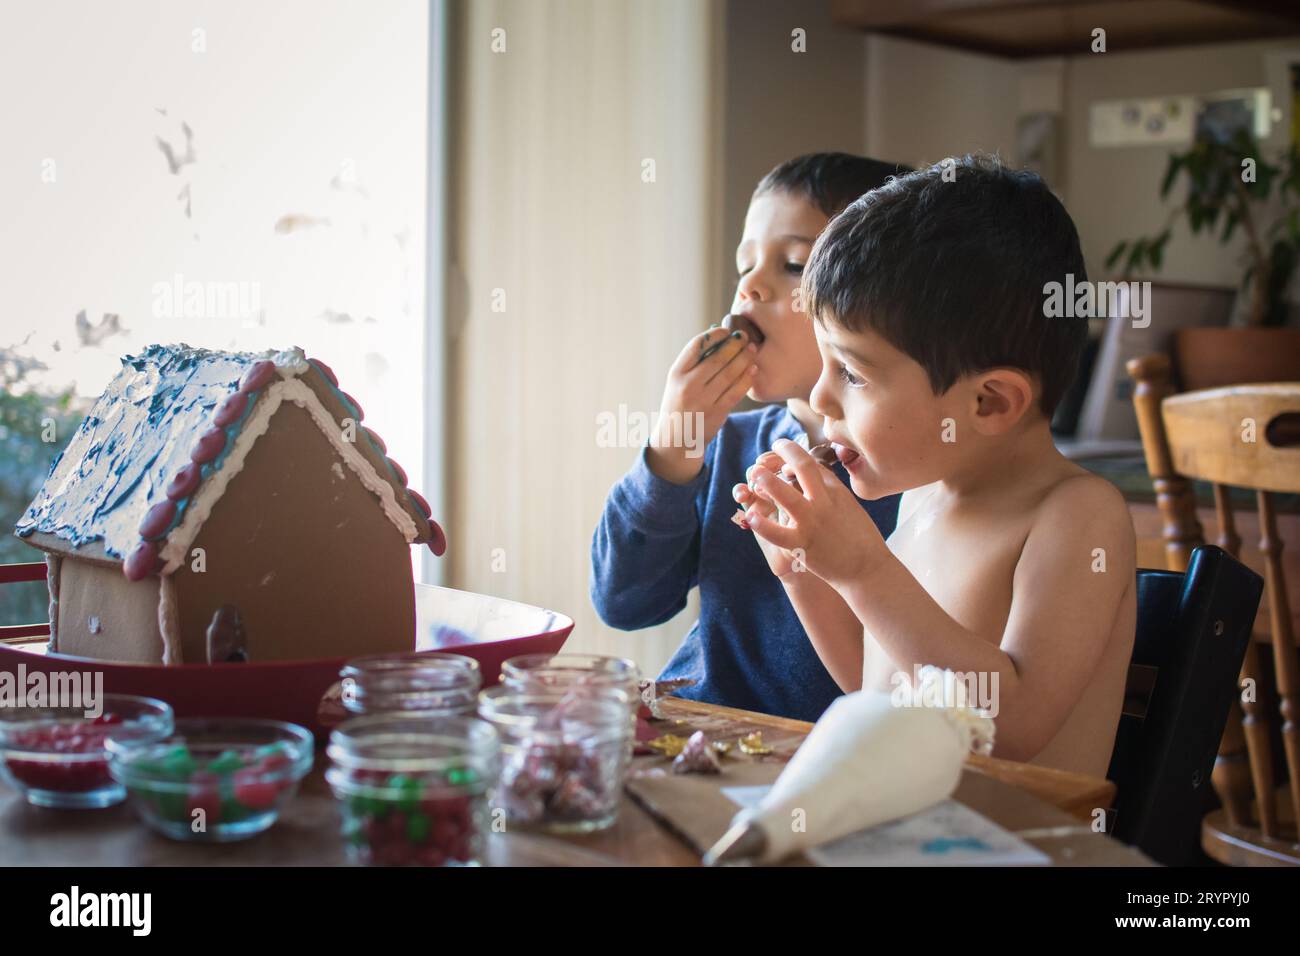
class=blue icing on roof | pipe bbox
[15,344,290,560]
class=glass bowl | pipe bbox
[108,717,313,842]
[0,694,173,809]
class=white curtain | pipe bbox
[445,0,725,674]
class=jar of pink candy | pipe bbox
[326,714,499,867]
[478,685,634,834]
[500,654,641,718]
[339,652,481,717]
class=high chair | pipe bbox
[1108,547,1261,865]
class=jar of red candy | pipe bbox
[326,714,499,867]
[478,685,634,834]
[500,654,641,717]
[340,652,480,717]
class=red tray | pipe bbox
[0,567,573,738]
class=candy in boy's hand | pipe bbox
[786,443,837,493]
[695,313,764,368]
[721,312,764,347]
[730,439,835,531]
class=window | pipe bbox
[0,1,435,626]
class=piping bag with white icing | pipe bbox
[703,666,995,865]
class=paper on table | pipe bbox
[723,786,1050,867]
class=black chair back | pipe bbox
[1107,545,1263,865]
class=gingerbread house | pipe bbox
[15,344,445,665]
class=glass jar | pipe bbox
[339,652,481,717]
[477,685,633,834]
[326,714,499,867]
[500,654,641,715]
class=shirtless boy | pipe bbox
[735,154,1136,777]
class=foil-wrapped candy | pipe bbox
[645,734,689,758]
[638,678,695,719]
[672,731,722,775]
[550,775,608,819]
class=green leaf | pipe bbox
[1127,237,1148,274]
[1150,231,1170,270]
[1221,210,1239,244]
[1105,241,1128,271]
[1159,155,1184,199]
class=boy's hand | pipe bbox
[645,325,757,485]
[732,453,799,578]
[743,439,886,586]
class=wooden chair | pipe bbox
[1107,547,1262,865]
[1128,354,1300,864]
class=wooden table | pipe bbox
[0,698,1151,866]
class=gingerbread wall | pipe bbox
[56,560,163,663]
[171,400,416,663]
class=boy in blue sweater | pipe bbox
[590,154,906,722]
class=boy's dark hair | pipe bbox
[803,153,1089,416]
[754,152,910,218]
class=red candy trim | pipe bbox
[340,392,364,421]
[238,360,276,394]
[310,358,339,387]
[166,462,202,501]
[213,391,249,428]
[123,541,161,581]
[427,518,447,557]
[138,500,178,541]
[191,426,228,464]
[407,489,432,518]
[387,458,407,487]
[363,427,386,454]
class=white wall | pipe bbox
[1063,38,1300,286]
[864,34,1022,170]
[862,32,1300,292]
[446,0,724,676]
[721,0,870,295]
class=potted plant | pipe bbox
[1107,128,1300,391]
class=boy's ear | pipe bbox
[970,368,1036,434]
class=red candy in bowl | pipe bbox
[0,694,174,808]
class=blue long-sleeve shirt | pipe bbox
[590,404,900,723]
